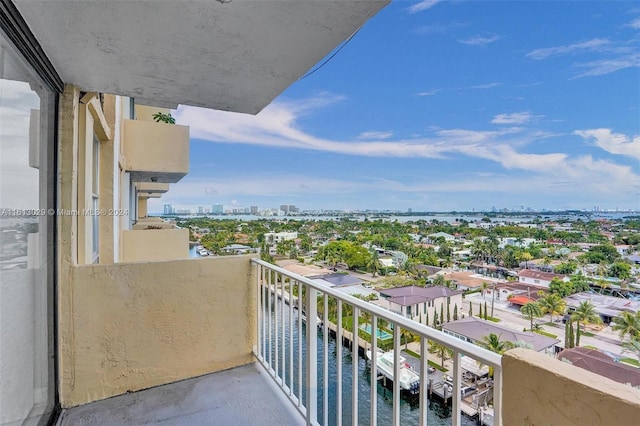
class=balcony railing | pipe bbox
[252,259,503,426]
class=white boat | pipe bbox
[366,350,420,394]
[198,248,209,256]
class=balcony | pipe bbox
[120,228,189,262]
[136,182,170,194]
[122,119,189,184]
[56,258,640,426]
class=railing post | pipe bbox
[452,350,462,426]
[493,365,502,426]
[392,324,400,426]
[306,286,318,426]
[419,337,428,426]
[352,307,359,426]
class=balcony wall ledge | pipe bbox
[59,255,257,408]
[502,348,640,426]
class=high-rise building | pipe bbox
[163,204,173,215]
[197,206,204,214]
[250,206,258,215]
[211,204,224,214]
[279,204,289,215]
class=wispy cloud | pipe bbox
[414,21,467,35]
[357,131,394,140]
[575,128,640,160]
[491,112,539,125]
[572,52,640,78]
[417,82,500,96]
[407,0,442,14]
[526,38,611,60]
[626,17,640,29]
[459,34,500,46]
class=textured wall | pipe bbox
[59,255,257,407]
[502,348,640,426]
[121,229,189,262]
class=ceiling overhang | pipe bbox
[15,0,389,114]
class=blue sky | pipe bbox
[151,0,640,213]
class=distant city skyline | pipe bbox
[149,1,639,213]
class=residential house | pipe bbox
[558,348,640,389]
[518,269,570,288]
[442,316,560,354]
[378,286,463,325]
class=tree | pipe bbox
[453,304,458,321]
[609,262,631,280]
[432,311,439,328]
[554,261,577,275]
[538,293,566,323]
[518,252,533,268]
[621,338,640,361]
[484,301,488,320]
[469,303,473,317]
[429,341,453,368]
[571,301,602,346]
[480,333,513,354]
[549,277,574,297]
[479,303,483,319]
[611,312,640,341]
[521,302,543,331]
[481,282,489,300]
[440,303,444,326]
[446,302,451,323]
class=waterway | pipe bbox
[263,304,476,425]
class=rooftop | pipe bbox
[558,348,640,388]
[442,316,560,352]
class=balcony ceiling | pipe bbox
[15,0,389,114]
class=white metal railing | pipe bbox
[252,259,502,426]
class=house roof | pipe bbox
[311,273,362,287]
[379,285,461,306]
[558,348,640,387]
[442,316,560,352]
[518,269,567,281]
[15,1,389,112]
[508,296,535,306]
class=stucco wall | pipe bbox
[502,348,640,426]
[59,255,257,407]
[121,228,188,262]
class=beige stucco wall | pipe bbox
[59,255,257,407]
[502,348,640,426]
[121,229,188,262]
[135,105,170,122]
[137,197,148,218]
[122,119,189,183]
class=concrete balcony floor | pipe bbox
[56,363,304,426]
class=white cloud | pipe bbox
[357,131,393,140]
[626,17,640,29]
[416,82,500,97]
[407,0,441,14]
[526,38,611,60]
[572,52,640,78]
[459,35,500,46]
[172,96,640,209]
[574,128,640,160]
[491,112,538,124]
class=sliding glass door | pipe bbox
[0,21,56,426]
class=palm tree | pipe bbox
[480,333,513,354]
[479,333,514,376]
[538,293,566,323]
[481,282,489,300]
[611,312,640,341]
[621,338,640,361]
[521,302,543,331]
[429,341,454,368]
[571,301,602,346]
